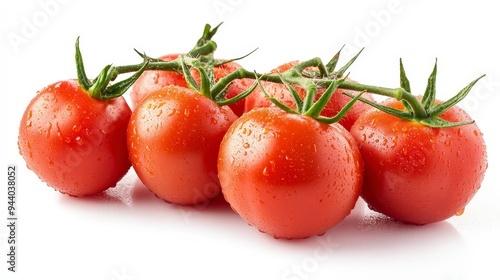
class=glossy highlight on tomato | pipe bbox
[18,79,132,196]
[350,98,488,224]
[218,107,363,239]
[128,85,237,205]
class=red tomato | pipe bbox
[128,85,238,205]
[130,54,251,116]
[244,61,375,130]
[218,107,364,239]
[350,98,488,224]
[130,54,188,109]
[18,80,132,196]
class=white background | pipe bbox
[1,0,499,279]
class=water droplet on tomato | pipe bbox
[156,109,163,117]
[262,167,270,177]
[211,118,218,125]
[357,125,364,130]
[243,142,250,149]
[48,159,54,168]
[46,122,52,138]
[167,109,176,116]
[444,140,451,146]
[184,108,190,117]
[25,120,32,128]
[75,136,83,145]
[455,208,465,216]
[66,105,72,111]
[146,145,152,152]
[72,124,81,132]
[457,128,463,137]
[473,130,479,137]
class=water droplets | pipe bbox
[455,208,465,216]
[75,136,84,145]
[243,142,250,149]
[72,124,81,132]
[45,122,52,138]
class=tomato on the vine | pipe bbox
[244,61,375,130]
[128,85,238,205]
[18,79,132,196]
[218,107,364,239]
[350,98,488,224]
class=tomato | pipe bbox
[128,85,238,205]
[130,54,188,109]
[18,79,132,196]
[218,107,364,239]
[244,61,375,130]
[350,98,488,224]
[130,54,251,116]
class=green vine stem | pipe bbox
[75,23,484,127]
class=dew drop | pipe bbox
[184,108,190,117]
[357,125,364,130]
[72,124,81,132]
[46,122,52,138]
[146,145,152,152]
[456,208,465,216]
[211,118,218,125]
[156,109,163,117]
[167,109,176,116]
[457,128,463,137]
[75,136,83,145]
[243,142,250,149]
[262,167,270,177]
[66,105,72,111]
[25,120,32,128]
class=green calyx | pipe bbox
[75,37,149,101]
[342,59,485,128]
[253,49,365,124]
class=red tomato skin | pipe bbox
[218,107,363,239]
[18,80,132,196]
[244,61,375,130]
[350,99,488,224]
[130,54,188,109]
[128,85,238,205]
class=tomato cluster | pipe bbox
[18,25,488,240]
